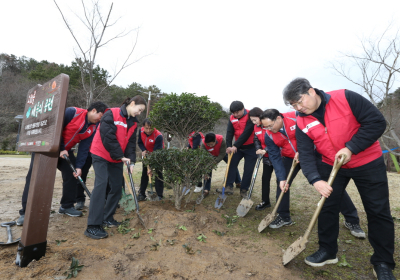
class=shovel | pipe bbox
[63,155,91,198]
[125,162,147,229]
[215,153,233,209]
[196,178,208,204]
[236,154,263,217]
[282,155,346,265]
[0,221,20,245]
[147,165,158,201]
[258,158,299,232]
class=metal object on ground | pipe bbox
[147,165,158,201]
[182,186,190,196]
[258,159,299,232]
[125,162,147,229]
[282,155,346,265]
[196,178,207,204]
[215,153,233,209]
[1,221,21,245]
[63,155,91,198]
[236,155,262,217]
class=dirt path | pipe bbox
[0,157,301,280]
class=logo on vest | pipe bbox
[231,119,239,123]
[149,139,154,142]
[290,125,296,131]
[208,148,214,151]
[255,131,262,135]
[114,121,127,128]
[302,121,320,133]
[87,129,91,134]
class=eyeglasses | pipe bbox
[264,119,276,130]
[290,94,306,110]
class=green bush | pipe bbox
[0,150,29,155]
[1,138,10,150]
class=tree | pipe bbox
[330,24,400,156]
[145,93,223,209]
[54,0,146,107]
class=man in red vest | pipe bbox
[260,109,365,238]
[17,101,108,225]
[283,78,395,278]
[201,133,241,197]
[217,101,257,197]
[138,118,164,200]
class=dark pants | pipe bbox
[204,154,242,191]
[139,165,164,197]
[261,162,274,203]
[76,153,93,202]
[317,156,395,268]
[226,147,257,191]
[20,151,79,214]
[87,154,123,226]
[276,157,360,222]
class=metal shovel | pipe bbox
[196,178,207,204]
[147,165,158,201]
[258,158,299,232]
[125,162,147,229]
[282,155,346,265]
[215,153,233,209]
[63,155,91,198]
[0,221,20,245]
[236,154,263,217]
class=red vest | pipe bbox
[62,107,97,151]
[265,111,297,159]
[140,127,164,152]
[230,109,254,145]
[202,134,223,157]
[90,108,137,163]
[254,125,269,158]
[188,131,205,148]
[296,90,382,168]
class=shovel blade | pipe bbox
[147,190,158,201]
[214,194,227,209]
[282,236,307,265]
[196,194,204,205]
[182,187,190,196]
[236,198,253,217]
[137,212,147,229]
[258,213,277,232]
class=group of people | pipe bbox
[17,77,395,279]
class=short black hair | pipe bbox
[229,101,244,113]
[260,109,281,121]
[142,118,152,127]
[248,107,263,118]
[283,78,312,106]
[87,101,108,113]
[205,133,216,143]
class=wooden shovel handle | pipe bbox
[222,153,233,188]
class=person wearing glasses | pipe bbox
[283,78,395,279]
[259,109,365,236]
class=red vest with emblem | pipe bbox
[296,90,382,168]
[188,131,205,148]
[254,125,269,158]
[140,127,164,152]
[90,108,137,163]
[202,134,223,157]
[265,111,298,159]
[62,107,97,151]
[229,109,254,145]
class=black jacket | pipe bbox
[296,89,386,184]
[100,105,138,163]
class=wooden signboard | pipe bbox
[15,74,69,267]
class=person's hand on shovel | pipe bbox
[226,146,237,154]
[122,157,134,173]
[313,180,333,198]
[280,180,289,193]
[335,148,352,165]
[60,150,68,158]
[294,152,300,162]
[73,168,82,178]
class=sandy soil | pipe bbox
[0,157,302,280]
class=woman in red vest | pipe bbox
[248,107,274,211]
[85,95,146,239]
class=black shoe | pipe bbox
[235,182,241,189]
[75,201,85,210]
[304,248,338,267]
[84,225,108,239]
[158,196,163,201]
[373,263,396,280]
[240,189,248,198]
[344,221,366,239]
[138,194,147,201]
[59,207,83,217]
[255,201,271,211]
[269,215,294,229]
[103,219,121,228]
[216,186,234,195]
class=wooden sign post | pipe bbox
[15,73,69,267]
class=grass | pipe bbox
[0,154,31,158]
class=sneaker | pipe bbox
[103,219,121,228]
[16,215,24,226]
[235,182,241,189]
[255,201,271,211]
[269,215,294,229]
[138,194,147,201]
[84,225,108,239]
[373,263,396,280]
[194,186,203,193]
[240,189,248,198]
[75,201,85,210]
[304,248,338,267]
[344,221,366,239]
[58,207,83,217]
